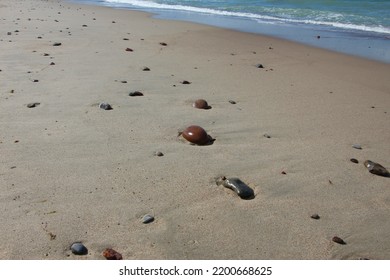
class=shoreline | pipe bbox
[0,0,389,260]
[70,0,390,64]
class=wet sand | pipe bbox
[0,0,389,259]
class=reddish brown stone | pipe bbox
[102,248,123,260]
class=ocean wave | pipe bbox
[104,0,390,35]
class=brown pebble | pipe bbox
[159,42,167,46]
[350,158,359,164]
[332,236,346,245]
[182,125,212,145]
[125,48,133,52]
[281,171,287,175]
[102,248,122,260]
[193,99,210,109]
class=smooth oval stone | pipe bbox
[154,151,164,157]
[222,177,254,199]
[99,102,112,110]
[182,125,211,145]
[332,236,346,245]
[52,42,62,46]
[364,160,389,177]
[142,214,154,224]
[228,100,236,104]
[193,99,210,109]
[311,214,320,220]
[71,242,88,255]
[352,144,362,150]
[129,91,143,96]
[181,80,191,84]
[350,158,359,164]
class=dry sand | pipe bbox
[0,0,389,260]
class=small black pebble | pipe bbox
[154,151,164,157]
[181,80,191,84]
[256,64,264,68]
[142,214,154,224]
[52,42,62,46]
[311,214,320,220]
[228,100,236,104]
[129,91,143,97]
[27,102,40,108]
[99,102,112,110]
[263,134,271,138]
[350,158,359,164]
[159,42,167,46]
[142,67,150,71]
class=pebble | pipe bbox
[71,242,88,255]
[33,79,39,82]
[181,80,191,85]
[310,214,320,220]
[99,102,112,110]
[50,62,55,65]
[228,100,236,104]
[129,91,143,97]
[350,158,359,164]
[364,160,390,177]
[219,177,254,199]
[159,42,167,46]
[125,47,133,52]
[103,248,122,260]
[332,236,346,245]
[352,144,362,150]
[181,125,212,145]
[52,42,62,46]
[256,64,264,68]
[193,99,210,109]
[142,214,154,224]
[263,133,271,138]
[142,67,150,71]
[27,102,40,108]
[154,151,164,157]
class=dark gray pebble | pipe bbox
[142,67,150,71]
[120,80,127,83]
[350,158,359,164]
[71,242,88,255]
[50,62,55,65]
[364,160,390,177]
[154,151,164,157]
[159,42,167,46]
[256,64,264,68]
[33,79,39,82]
[52,42,62,46]
[125,47,133,52]
[263,134,271,138]
[228,100,236,104]
[352,144,362,150]
[311,214,320,220]
[220,177,254,199]
[27,102,40,108]
[181,80,191,84]
[99,102,112,110]
[142,214,154,224]
[129,91,143,97]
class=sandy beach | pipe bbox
[0,0,389,260]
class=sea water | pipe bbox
[72,0,390,62]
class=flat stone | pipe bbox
[71,242,88,255]
[352,144,362,150]
[228,100,236,104]
[142,214,154,224]
[27,102,40,108]
[220,177,254,199]
[181,80,191,85]
[263,133,271,138]
[142,67,150,71]
[364,160,390,177]
[125,47,133,52]
[311,214,320,220]
[129,91,143,97]
[52,42,62,46]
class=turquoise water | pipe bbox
[72,0,390,62]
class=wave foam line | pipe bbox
[104,0,390,35]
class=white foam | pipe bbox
[104,0,390,35]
